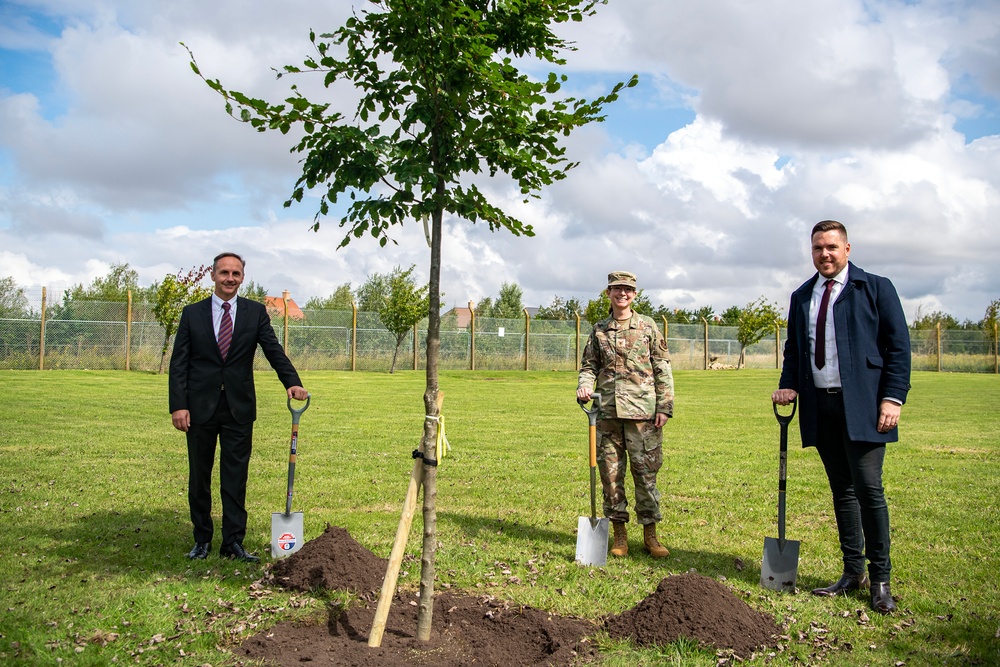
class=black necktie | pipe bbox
[218,302,233,360]
[815,279,834,369]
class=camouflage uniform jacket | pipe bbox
[577,312,674,420]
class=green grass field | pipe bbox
[0,369,997,666]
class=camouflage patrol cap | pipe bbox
[607,271,637,288]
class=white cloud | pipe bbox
[0,0,998,324]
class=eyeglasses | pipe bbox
[609,286,635,293]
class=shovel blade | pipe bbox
[760,536,800,592]
[271,512,304,559]
[575,516,609,567]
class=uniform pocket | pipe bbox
[637,420,663,452]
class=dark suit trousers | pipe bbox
[814,391,891,583]
[186,391,254,547]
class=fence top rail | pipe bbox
[47,319,127,326]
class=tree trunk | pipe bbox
[158,331,171,374]
[415,205,444,641]
[391,332,409,374]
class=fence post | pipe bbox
[281,290,291,356]
[702,317,709,370]
[413,322,418,371]
[936,322,942,372]
[468,300,476,371]
[994,322,998,375]
[575,311,581,371]
[39,287,47,370]
[661,315,668,345]
[774,320,781,370]
[523,308,530,371]
[351,300,357,372]
[126,290,133,371]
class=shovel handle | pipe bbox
[288,394,310,424]
[772,398,796,425]
[577,392,602,424]
[577,394,602,466]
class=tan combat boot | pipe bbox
[610,521,628,557]
[643,523,669,558]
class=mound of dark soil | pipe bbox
[241,526,780,666]
[268,524,387,599]
[238,589,597,667]
[605,572,782,658]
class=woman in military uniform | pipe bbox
[576,271,674,558]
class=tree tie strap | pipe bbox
[424,414,451,464]
[411,449,436,466]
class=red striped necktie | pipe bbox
[218,302,233,360]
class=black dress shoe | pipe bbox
[870,582,897,614]
[220,542,260,563]
[186,542,211,560]
[811,572,870,597]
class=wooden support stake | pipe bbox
[368,391,444,648]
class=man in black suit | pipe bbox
[169,252,308,563]
[772,220,911,614]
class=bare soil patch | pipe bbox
[237,525,780,666]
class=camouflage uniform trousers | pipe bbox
[596,417,663,525]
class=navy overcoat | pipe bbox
[779,262,911,447]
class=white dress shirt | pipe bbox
[212,294,238,338]
[809,266,847,389]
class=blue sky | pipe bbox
[1,0,999,322]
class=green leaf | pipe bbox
[187,0,631,265]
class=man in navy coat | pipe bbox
[169,252,308,562]
[772,220,910,614]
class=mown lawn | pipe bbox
[0,369,997,666]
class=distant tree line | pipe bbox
[469,282,783,368]
[3,268,998,367]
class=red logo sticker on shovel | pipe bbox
[277,532,298,552]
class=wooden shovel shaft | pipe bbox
[284,395,308,516]
[285,423,298,515]
[589,424,598,519]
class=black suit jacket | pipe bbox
[779,262,911,446]
[168,297,301,424]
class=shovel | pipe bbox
[761,399,799,592]
[271,394,310,559]
[575,393,609,567]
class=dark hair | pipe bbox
[811,220,848,240]
[212,252,246,270]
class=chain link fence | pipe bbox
[1,292,997,373]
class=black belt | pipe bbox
[818,387,841,393]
